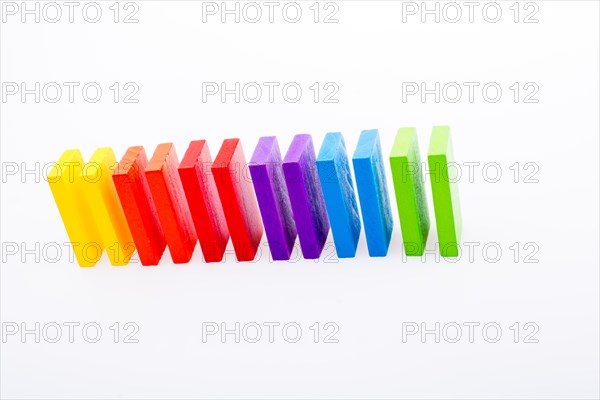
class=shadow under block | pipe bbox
[178,140,230,263]
[113,146,167,266]
[352,129,393,257]
[146,143,198,264]
[249,136,297,261]
[283,134,330,259]
[428,126,462,257]
[316,132,361,258]
[48,150,103,267]
[211,139,263,261]
[389,128,430,256]
[80,148,135,266]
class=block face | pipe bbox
[283,134,330,259]
[390,128,430,256]
[316,132,361,258]
[146,143,197,264]
[249,136,297,261]
[352,129,393,257]
[48,150,103,267]
[428,126,462,257]
[212,139,263,261]
[82,147,135,265]
[178,140,230,262]
[113,146,166,266]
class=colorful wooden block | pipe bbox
[428,126,462,257]
[48,149,103,267]
[212,139,263,261]
[316,132,361,258]
[352,129,393,257]
[178,140,230,263]
[80,147,135,266]
[146,143,197,264]
[283,134,330,259]
[249,136,297,261]
[390,128,430,256]
[113,146,166,266]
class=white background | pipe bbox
[1,1,599,398]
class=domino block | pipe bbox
[249,136,297,261]
[428,126,462,257]
[146,143,197,264]
[316,132,361,258]
[113,146,166,266]
[81,147,135,266]
[283,134,330,259]
[178,140,230,262]
[389,128,430,256]
[211,139,263,261]
[352,129,393,257]
[48,150,102,267]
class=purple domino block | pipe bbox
[283,134,330,259]
[249,137,297,261]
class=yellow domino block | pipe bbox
[80,148,135,266]
[48,150,103,267]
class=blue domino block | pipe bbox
[316,132,361,258]
[352,129,393,257]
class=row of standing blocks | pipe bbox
[48,127,462,267]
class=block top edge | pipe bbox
[317,132,344,162]
[390,128,417,158]
[283,134,313,164]
[146,142,176,172]
[353,129,379,160]
[48,149,83,179]
[213,138,241,167]
[428,126,451,156]
[180,140,208,169]
[249,136,279,166]
[114,146,145,176]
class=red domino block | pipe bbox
[212,139,263,261]
[178,140,230,262]
[146,143,198,264]
[113,146,166,266]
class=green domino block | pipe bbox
[389,128,430,256]
[428,126,462,257]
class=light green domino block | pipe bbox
[428,126,462,257]
[389,128,430,256]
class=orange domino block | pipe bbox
[48,150,103,267]
[212,139,263,261]
[113,146,166,266]
[146,143,198,264]
[178,140,230,262]
[80,148,135,266]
